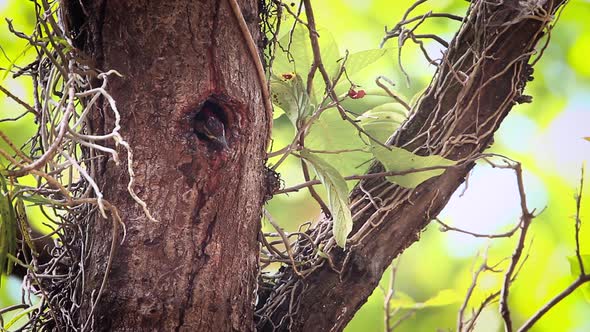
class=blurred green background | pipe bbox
[2,0,590,331]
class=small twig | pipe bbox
[389,309,418,331]
[0,84,39,118]
[276,164,453,194]
[227,0,273,145]
[435,217,521,239]
[306,148,369,155]
[7,66,76,178]
[517,275,590,332]
[273,0,311,30]
[516,165,588,332]
[457,248,506,332]
[414,33,449,48]
[574,165,585,275]
[499,162,535,332]
[300,158,331,218]
[457,253,488,332]
[383,259,401,332]
[264,209,304,278]
[375,76,412,112]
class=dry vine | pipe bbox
[0,1,154,330]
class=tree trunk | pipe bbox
[258,0,568,331]
[67,0,269,330]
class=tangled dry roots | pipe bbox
[0,1,154,330]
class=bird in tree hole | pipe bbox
[193,101,229,150]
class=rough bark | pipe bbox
[260,1,567,331]
[68,1,269,330]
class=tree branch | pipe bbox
[257,0,568,331]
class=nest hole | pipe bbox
[191,96,231,149]
[194,98,228,124]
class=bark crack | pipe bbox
[185,4,199,54]
[175,190,205,331]
[201,213,218,255]
[175,264,197,332]
[207,1,222,91]
[94,0,108,66]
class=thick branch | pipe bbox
[258,0,567,331]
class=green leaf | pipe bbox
[337,88,408,116]
[357,103,408,143]
[17,193,55,205]
[272,25,313,76]
[300,150,352,248]
[314,28,340,80]
[270,74,311,127]
[389,289,460,309]
[388,291,418,309]
[273,105,285,119]
[15,198,36,257]
[3,301,41,329]
[317,248,329,259]
[423,289,461,306]
[1,44,33,81]
[10,183,55,205]
[306,110,371,175]
[371,145,456,188]
[567,255,590,302]
[272,25,339,105]
[338,48,391,77]
[37,36,73,51]
[309,27,340,104]
[0,173,18,282]
[333,48,392,93]
[271,27,390,107]
[363,87,407,99]
[567,255,590,275]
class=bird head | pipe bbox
[194,112,228,149]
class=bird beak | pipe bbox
[216,134,229,149]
